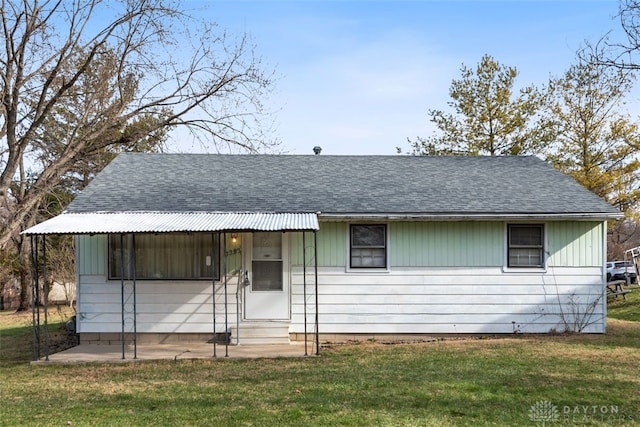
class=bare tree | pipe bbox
[579,0,640,258]
[608,219,640,260]
[0,0,276,309]
[584,0,640,70]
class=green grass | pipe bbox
[608,283,640,322]
[1,306,640,426]
[0,306,76,364]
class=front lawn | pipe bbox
[0,303,639,426]
[608,283,640,322]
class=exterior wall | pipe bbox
[547,221,603,267]
[75,221,607,338]
[76,234,241,336]
[290,221,607,334]
[291,221,604,268]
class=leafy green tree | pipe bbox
[409,54,548,156]
[544,61,640,214]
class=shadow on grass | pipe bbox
[0,308,78,364]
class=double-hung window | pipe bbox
[350,224,387,269]
[507,224,545,268]
[109,233,220,280]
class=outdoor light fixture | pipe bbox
[231,233,238,244]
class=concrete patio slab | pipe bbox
[31,342,318,365]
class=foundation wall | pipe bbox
[80,332,217,345]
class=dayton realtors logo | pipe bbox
[528,400,559,425]
[528,401,633,425]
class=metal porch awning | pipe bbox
[27,210,321,360]
[22,211,320,235]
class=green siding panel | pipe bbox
[391,222,504,267]
[225,234,243,275]
[290,233,302,266]
[291,223,346,267]
[292,221,504,268]
[77,235,107,276]
[280,220,604,269]
[547,221,602,267]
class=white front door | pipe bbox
[244,232,290,320]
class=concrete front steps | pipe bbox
[231,322,291,345]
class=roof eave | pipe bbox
[22,211,320,236]
[318,212,624,221]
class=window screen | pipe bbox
[350,224,387,268]
[508,224,544,268]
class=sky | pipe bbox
[171,0,625,155]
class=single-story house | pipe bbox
[25,153,622,351]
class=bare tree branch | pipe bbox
[0,0,277,308]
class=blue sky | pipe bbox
[177,1,624,155]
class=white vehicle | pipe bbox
[606,261,637,283]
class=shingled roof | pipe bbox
[65,153,620,219]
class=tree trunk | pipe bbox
[16,246,31,311]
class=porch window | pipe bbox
[109,233,220,280]
[507,224,544,268]
[350,224,387,268]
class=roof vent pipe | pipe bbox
[313,146,322,155]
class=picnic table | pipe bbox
[607,280,632,299]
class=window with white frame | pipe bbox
[109,233,220,280]
[507,224,544,268]
[350,224,387,268]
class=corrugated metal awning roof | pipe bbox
[22,212,320,235]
